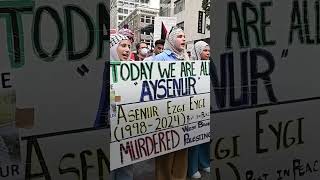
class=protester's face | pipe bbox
[138,43,148,55]
[154,44,164,55]
[117,40,131,61]
[200,47,210,60]
[175,32,186,51]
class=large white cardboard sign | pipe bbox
[212,0,320,180]
[110,61,210,170]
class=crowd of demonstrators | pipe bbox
[108,27,211,180]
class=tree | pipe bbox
[202,0,211,30]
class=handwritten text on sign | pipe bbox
[109,61,210,170]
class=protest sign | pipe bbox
[0,0,110,179]
[109,61,210,170]
[212,0,320,179]
[0,91,23,180]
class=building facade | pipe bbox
[159,0,210,51]
[119,7,159,49]
[110,0,159,30]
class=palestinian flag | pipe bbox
[161,22,167,40]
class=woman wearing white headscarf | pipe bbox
[110,34,131,61]
[153,26,189,61]
[191,41,210,60]
[153,26,189,180]
[95,33,131,127]
[187,40,211,179]
[95,33,133,180]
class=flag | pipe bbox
[161,22,167,40]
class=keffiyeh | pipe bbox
[118,28,134,41]
[110,34,129,60]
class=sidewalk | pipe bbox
[134,159,211,180]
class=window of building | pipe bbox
[124,9,128,14]
[145,16,151,24]
[174,0,185,14]
[160,2,170,16]
[119,15,126,20]
[145,31,151,35]
[152,17,155,24]
[135,0,139,2]
[140,16,145,22]
[141,0,149,4]
[118,1,123,5]
[177,21,184,30]
[118,8,123,13]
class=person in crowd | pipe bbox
[118,28,134,44]
[95,34,133,180]
[153,27,189,61]
[144,39,165,61]
[152,26,189,180]
[187,40,211,179]
[153,39,165,55]
[118,28,136,61]
[110,34,131,61]
[191,41,210,60]
[130,42,149,61]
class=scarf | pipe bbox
[192,41,209,60]
[110,34,129,61]
[164,27,189,60]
